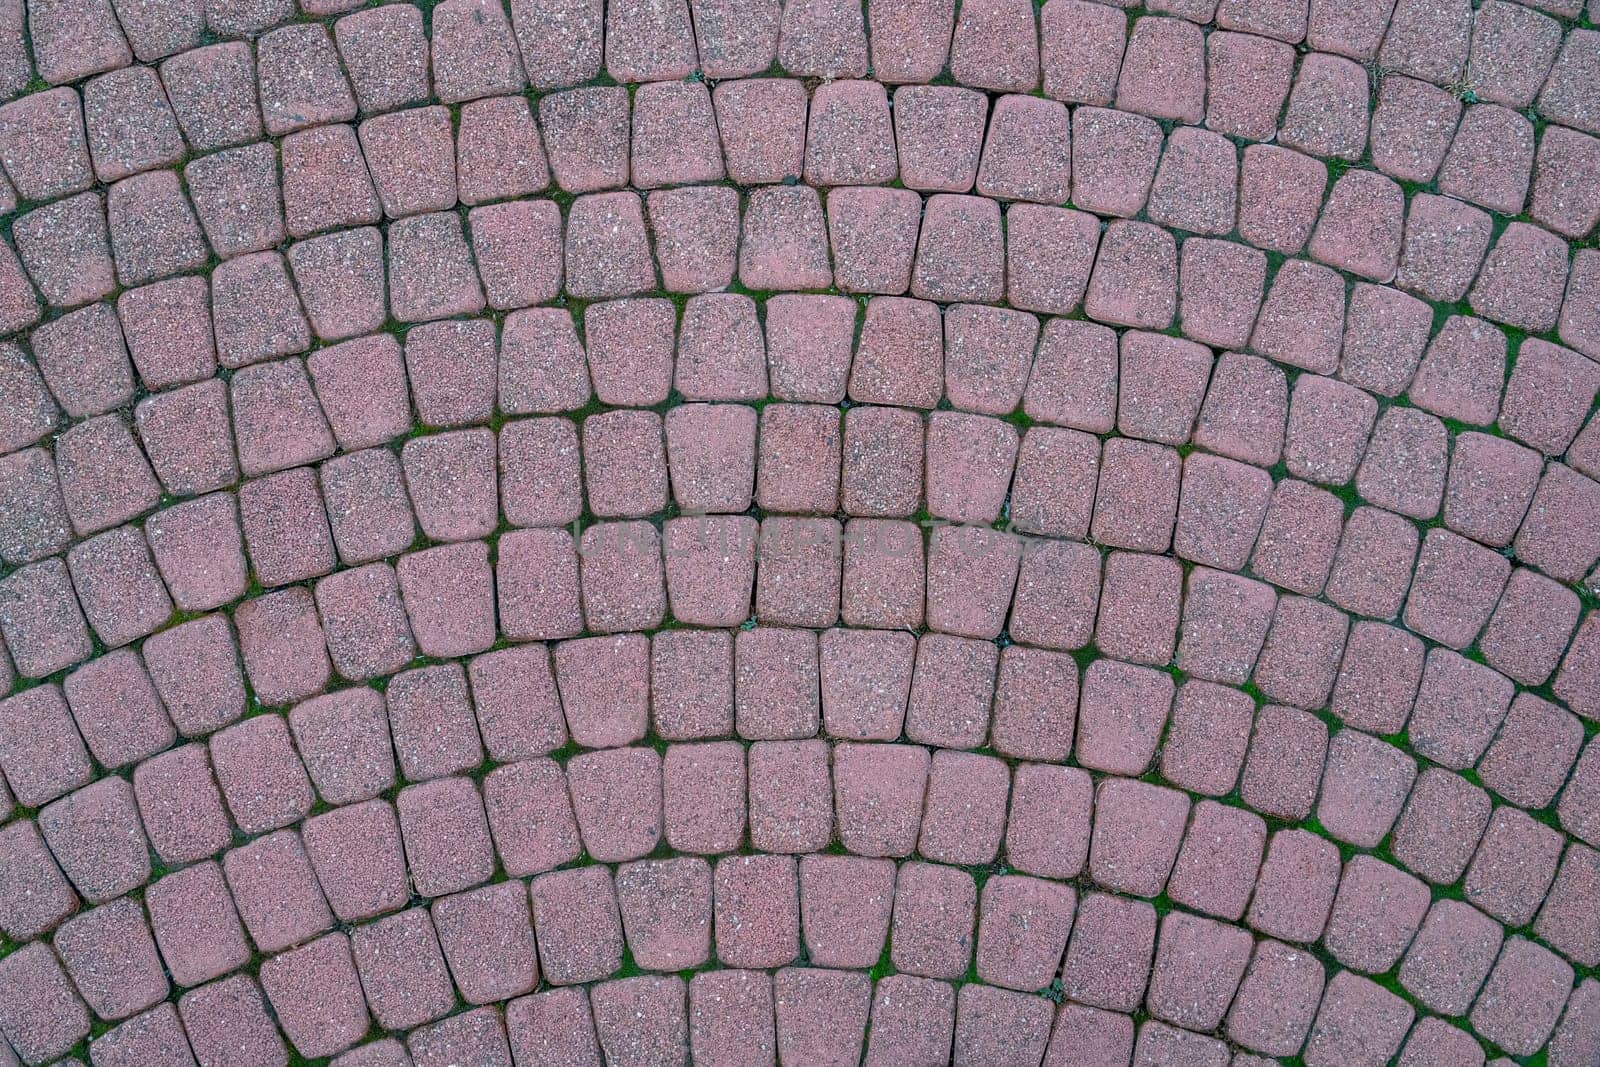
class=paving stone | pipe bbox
[0,87,93,201]
[0,818,77,941]
[1338,286,1431,401]
[1391,766,1492,884]
[567,746,662,862]
[651,628,735,741]
[1060,891,1156,1012]
[0,447,70,568]
[735,626,821,740]
[691,0,779,78]
[1069,107,1160,220]
[1091,439,1181,553]
[867,0,955,83]
[645,186,738,295]
[1250,479,1344,596]
[976,94,1071,204]
[1159,676,1255,793]
[1464,807,1564,927]
[347,907,454,1032]
[714,854,800,969]
[88,1002,199,1067]
[826,186,919,294]
[408,1009,514,1067]
[0,942,90,1065]
[146,860,251,988]
[223,829,332,956]
[1002,762,1091,883]
[1532,126,1600,241]
[1515,463,1600,583]
[333,3,429,114]
[482,759,581,877]
[1536,842,1600,968]
[614,857,712,971]
[1397,898,1504,1015]
[833,741,929,857]
[0,559,93,680]
[14,191,115,309]
[177,975,288,1067]
[278,126,379,241]
[1088,777,1189,898]
[259,932,370,1060]
[389,211,487,321]
[504,986,603,1066]
[747,739,832,853]
[1166,798,1265,923]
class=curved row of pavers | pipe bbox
[1,71,1599,346]
[0,713,1595,1064]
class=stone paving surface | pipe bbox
[0,0,1597,1065]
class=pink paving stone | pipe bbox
[134,742,232,870]
[1094,550,1181,666]
[1392,765,1493,884]
[1355,406,1448,520]
[288,688,395,807]
[182,144,283,260]
[1239,703,1327,821]
[1501,339,1600,456]
[254,22,355,137]
[1533,126,1600,240]
[145,860,250,988]
[65,525,171,649]
[1005,205,1100,318]
[0,344,55,456]
[950,986,1052,1066]
[1177,238,1266,352]
[211,251,310,371]
[258,933,370,1060]
[223,829,332,955]
[1090,439,1181,552]
[354,108,455,221]
[1040,1003,1134,1067]
[1059,892,1156,1013]
[1237,144,1327,255]
[141,615,245,738]
[1244,828,1340,945]
[675,292,768,399]
[567,745,663,861]
[209,712,315,835]
[0,449,69,567]
[482,759,581,877]
[285,229,387,341]
[817,628,913,741]
[976,94,1072,204]
[1479,692,1583,808]
[735,626,822,740]
[1112,15,1203,123]
[753,518,841,628]
[1088,777,1190,897]
[689,0,777,79]
[1470,937,1574,1057]
[839,518,924,630]
[332,2,429,112]
[1279,52,1370,161]
[386,663,485,781]
[1302,971,1415,1067]
[504,989,604,1067]
[529,870,624,983]
[714,854,801,969]
[640,638,726,738]
[403,320,495,427]
[537,87,624,194]
[31,302,131,420]
[1224,943,1325,1059]
[228,361,329,481]
[471,201,564,310]
[1255,595,1347,707]
[1249,479,1344,596]
[825,186,919,295]
[237,468,336,589]
[663,404,756,515]
[13,191,115,310]
[1557,612,1600,721]
[1515,463,1600,583]
[389,211,487,320]
[1536,843,1600,967]
[400,429,497,541]
[1171,572,1267,687]
[1166,798,1266,921]
[885,861,974,982]
[925,524,1024,640]
[662,742,746,854]
[1075,658,1172,775]
[90,1002,202,1067]
[1146,128,1238,237]
[946,0,1037,91]
[1009,538,1100,651]
[797,854,893,968]
[1324,854,1430,975]
[497,528,584,641]
[614,857,712,970]
[916,749,1008,864]
[0,941,90,1064]
[1331,617,1420,735]
[1205,31,1294,141]
[55,903,166,1039]
[348,908,455,1031]
[1116,331,1211,446]
[577,521,666,633]
[942,303,1037,414]
[1040,0,1126,105]
[757,404,840,513]
[647,186,738,295]
[840,405,923,517]
[1403,528,1511,649]
[1282,375,1377,486]
[61,650,172,771]
[1369,76,1462,185]
[305,339,409,450]
[1004,763,1092,882]
[561,192,656,299]
[1471,221,1571,334]
[802,79,897,189]
[1337,289,1430,401]
[277,125,379,241]
[1317,729,1416,848]
[1190,352,1287,468]
[882,86,978,195]
[1468,1,1561,108]
[833,741,929,858]
[429,0,526,103]
[1440,433,1541,551]
[1159,675,1255,791]
[1377,0,1471,84]
[1325,508,1419,621]
[748,739,833,852]
[37,775,149,903]
[319,450,417,567]
[971,875,1075,993]
[1438,104,1534,217]
[314,564,417,682]
[55,415,160,540]
[1008,427,1099,540]
[1146,913,1252,1034]
[1252,260,1346,375]
[629,82,722,190]
[737,190,832,288]
[396,776,495,898]
[104,169,206,288]
[299,801,409,926]
[177,974,289,1067]
[408,1009,514,1067]
[0,559,92,680]
[1410,315,1506,428]
[1465,807,1564,927]
[1549,979,1600,1067]
[591,977,690,1067]
[711,78,806,186]
[0,818,76,942]
[1066,115,1155,228]
[396,540,498,656]
[499,312,589,416]
[924,411,1017,521]
[1398,898,1504,1015]
[866,0,955,83]
[134,381,239,498]
[1564,739,1600,848]
[1308,170,1403,284]
[1083,220,1177,330]
[1539,25,1600,134]
[0,86,92,202]
[688,969,777,1066]
[1480,569,1580,686]
[0,685,90,807]
[583,299,673,408]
